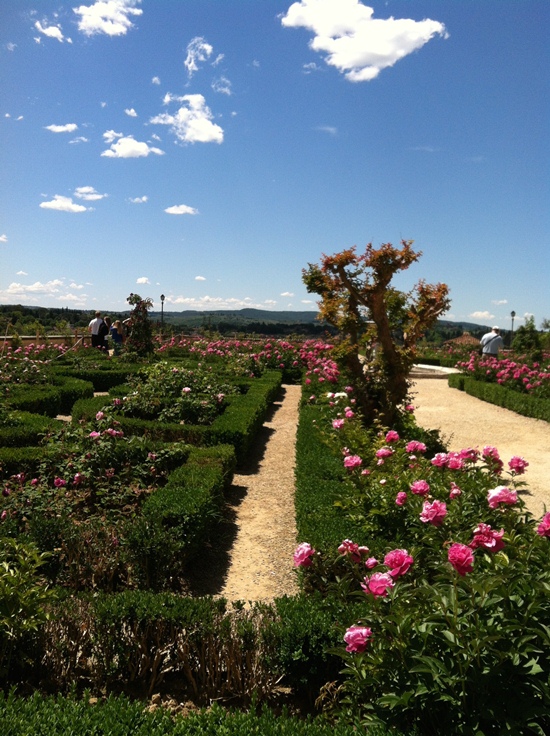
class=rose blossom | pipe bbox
[53,477,66,488]
[449,482,462,499]
[344,409,354,419]
[344,625,373,653]
[487,486,518,509]
[293,542,316,568]
[405,440,427,454]
[420,499,447,526]
[431,453,448,468]
[469,523,505,552]
[410,479,430,496]
[365,557,378,569]
[95,411,105,420]
[537,512,550,537]
[88,431,101,439]
[385,430,400,443]
[344,455,362,470]
[508,456,529,475]
[395,491,408,506]
[384,549,414,578]
[448,543,474,576]
[361,572,395,598]
[376,447,393,459]
[338,539,369,562]
[332,419,345,429]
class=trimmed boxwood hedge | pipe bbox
[0,412,59,448]
[50,364,144,392]
[5,376,94,417]
[448,373,550,422]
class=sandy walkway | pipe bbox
[412,378,550,518]
[218,384,300,603]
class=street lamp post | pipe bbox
[160,294,165,331]
[510,310,516,346]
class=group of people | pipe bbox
[88,311,126,354]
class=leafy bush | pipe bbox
[449,374,550,422]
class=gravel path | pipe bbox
[412,377,550,518]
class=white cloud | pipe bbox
[45,123,78,133]
[195,275,206,281]
[69,282,85,290]
[73,0,142,37]
[57,293,87,304]
[103,129,123,143]
[7,43,17,52]
[164,204,198,215]
[281,0,447,82]
[184,36,213,77]
[129,195,148,204]
[74,186,107,201]
[303,61,321,73]
[491,299,508,306]
[166,295,280,310]
[280,291,294,297]
[34,20,66,43]
[151,94,223,144]
[152,76,161,85]
[264,300,277,306]
[136,277,150,284]
[301,299,314,304]
[0,234,7,243]
[2,280,64,297]
[470,311,494,321]
[101,135,164,158]
[125,107,138,117]
[69,136,89,144]
[16,271,28,276]
[39,195,90,213]
[212,76,232,95]
[316,125,337,135]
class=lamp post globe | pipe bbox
[160,294,165,329]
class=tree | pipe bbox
[125,293,154,356]
[512,315,542,359]
[302,240,450,426]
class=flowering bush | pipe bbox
[292,400,550,733]
[456,353,550,399]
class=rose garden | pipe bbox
[1,243,549,735]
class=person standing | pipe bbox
[88,311,106,350]
[480,326,504,357]
[110,320,124,355]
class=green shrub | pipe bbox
[5,377,93,417]
[449,374,550,422]
[0,412,58,448]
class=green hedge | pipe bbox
[51,364,143,392]
[0,412,59,448]
[448,374,550,422]
[0,692,393,735]
[5,376,94,417]
[0,446,60,478]
[71,371,283,463]
[126,445,236,589]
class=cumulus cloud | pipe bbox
[264,300,277,306]
[101,134,164,158]
[164,204,198,215]
[195,276,206,281]
[151,94,223,144]
[69,136,89,144]
[69,282,85,290]
[281,0,448,82]
[125,107,138,117]
[491,299,508,306]
[166,295,280,310]
[184,36,213,77]
[129,195,148,204]
[0,234,7,243]
[470,311,495,321]
[2,280,65,298]
[34,20,66,43]
[136,277,150,284]
[73,0,142,37]
[74,186,107,201]
[39,195,90,213]
[45,123,78,133]
[212,76,232,95]
[281,291,294,297]
[57,293,87,305]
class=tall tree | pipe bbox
[303,240,450,426]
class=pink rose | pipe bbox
[95,411,105,420]
[446,453,465,470]
[449,482,462,499]
[376,447,393,459]
[385,430,400,443]
[293,542,316,568]
[470,523,505,552]
[508,456,529,475]
[405,440,426,454]
[338,539,369,562]
[431,453,448,468]
[420,499,447,526]
[536,512,550,537]
[344,625,373,653]
[448,543,474,576]
[332,419,345,429]
[345,409,354,419]
[88,431,101,439]
[384,549,414,578]
[395,491,408,506]
[53,477,66,488]
[487,486,518,509]
[365,557,378,569]
[410,479,430,496]
[344,455,362,470]
[361,572,395,598]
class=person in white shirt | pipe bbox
[480,326,504,357]
[88,311,106,349]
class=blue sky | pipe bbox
[1,0,548,329]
